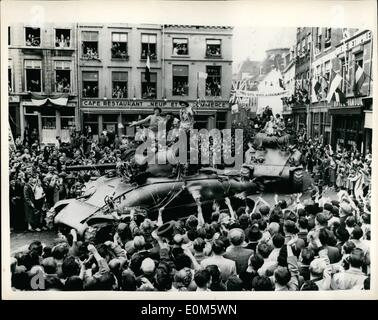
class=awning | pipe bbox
[31,93,69,106]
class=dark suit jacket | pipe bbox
[224,246,254,274]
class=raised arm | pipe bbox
[130,115,151,127]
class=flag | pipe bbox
[334,88,347,105]
[314,79,321,96]
[198,72,208,79]
[31,93,68,106]
[145,54,151,84]
[326,72,343,102]
[353,64,365,95]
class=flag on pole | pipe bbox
[334,88,347,104]
[145,54,151,84]
[198,72,208,79]
[353,64,365,95]
[326,72,343,102]
[314,79,321,96]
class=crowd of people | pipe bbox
[112,85,128,99]
[55,34,70,48]
[111,43,128,59]
[55,74,71,93]
[26,33,40,47]
[206,80,221,96]
[9,105,371,292]
[173,44,188,55]
[83,46,99,60]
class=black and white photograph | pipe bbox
[1,0,377,300]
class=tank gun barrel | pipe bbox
[65,163,117,172]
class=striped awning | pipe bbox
[31,93,69,106]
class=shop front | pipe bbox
[291,104,307,132]
[330,106,363,152]
[21,100,77,145]
[80,98,231,139]
[9,95,21,138]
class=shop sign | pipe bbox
[336,30,372,55]
[82,99,229,109]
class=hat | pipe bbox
[309,258,327,276]
[259,205,270,216]
[323,203,333,212]
[156,221,175,238]
[141,258,155,274]
[228,228,245,246]
[179,101,189,108]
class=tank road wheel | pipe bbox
[292,169,303,192]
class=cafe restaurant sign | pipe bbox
[82,99,229,109]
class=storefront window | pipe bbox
[82,31,99,59]
[82,71,98,98]
[55,61,71,93]
[112,72,128,98]
[25,60,42,92]
[172,65,188,96]
[83,113,99,136]
[112,33,128,59]
[61,117,75,129]
[42,117,56,129]
[55,29,71,48]
[206,39,221,57]
[25,27,40,47]
[206,66,221,96]
[173,38,188,55]
[141,34,157,60]
[141,72,157,99]
[216,112,227,130]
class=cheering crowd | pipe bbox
[9,107,371,291]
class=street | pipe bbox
[9,170,339,255]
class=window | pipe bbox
[324,28,331,49]
[301,38,306,53]
[307,34,312,51]
[8,67,12,93]
[355,52,363,68]
[206,39,221,57]
[112,33,128,59]
[82,71,98,97]
[25,60,42,92]
[206,66,221,96]
[172,65,189,96]
[173,38,188,55]
[42,117,56,129]
[112,72,128,98]
[55,29,71,48]
[25,27,40,46]
[8,26,11,46]
[141,72,157,99]
[83,113,99,136]
[55,61,71,93]
[315,28,322,54]
[216,112,227,130]
[324,61,331,81]
[82,31,99,59]
[141,34,157,60]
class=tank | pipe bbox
[243,132,304,192]
[51,158,258,237]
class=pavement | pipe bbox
[9,170,339,255]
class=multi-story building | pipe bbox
[78,24,233,139]
[281,49,296,120]
[8,23,79,144]
[329,29,373,152]
[291,27,312,132]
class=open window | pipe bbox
[55,29,71,48]
[112,33,128,59]
[141,72,157,99]
[206,39,221,57]
[82,31,99,59]
[112,72,128,98]
[8,67,12,92]
[25,27,40,47]
[206,66,221,96]
[173,38,188,55]
[55,61,71,93]
[25,60,42,92]
[324,28,331,49]
[172,65,189,96]
[141,34,157,60]
[82,71,98,97]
